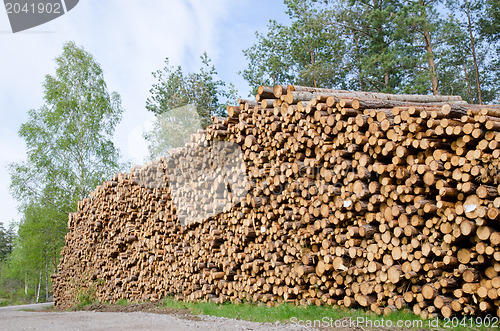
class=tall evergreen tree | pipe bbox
[0,224,15,262]
[343,0,405,93]
[445,0,499,103]
[478,0,500,102]
[478,0,500,40]
[241,0,498,101]
[242,0,347,90]
[241,20,295,90]
[395,0,443,95]
[437,16,476,100]
[284,0,348,88]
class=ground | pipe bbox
[0,302,448,331]
[0,302,312,331]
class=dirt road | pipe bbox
[0,304,312,331]
[0,302,53,312]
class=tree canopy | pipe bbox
[146,52,238,129]
[145,53,238,160]
[5,41,125,302]
[242,0,499,103]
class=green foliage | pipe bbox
[75,287,96,309]
[478,0,500,41]
[241,21,295,90]
[6,203,66,277]
[116,298,128,306]
[159,298,495,330]
[144,104,202,160]
[443,0,499,103]
[241,0,348,91]
[144,53,238,160]
[241,0,499,102]
[10,41,125,205]
[5,41,125,304]
[0,224,15,262]
[160,297,424,325]
[436,15,485,103]
[146,52,238,129]
[0,275,26,306]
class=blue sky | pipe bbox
[0,0,290,226]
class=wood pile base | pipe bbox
[53,85,500,319]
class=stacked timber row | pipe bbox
[53,85,500,320]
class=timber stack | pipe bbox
[53,85,500,320]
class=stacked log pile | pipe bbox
[53,85,500,320]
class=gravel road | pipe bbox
[0,302,53,312]
[0,304,315,331]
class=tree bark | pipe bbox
[461,50,473,101]
[353,33,365,91]
[24,273,28,298]
[420,1,439,95]
[45,261,49,301]
[36,269,42,303]
[465,0,483,104]
[309,45,317,88]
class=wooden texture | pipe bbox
[54,85,500,320]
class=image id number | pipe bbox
[5,2,62,14]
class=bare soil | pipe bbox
[72,302,197,318]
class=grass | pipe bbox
[116,298,129,306]
[160,297,426,327]
[15,303,54,312]
[69,295,497,330]
[73,293,95,310]
[159,297,500,330]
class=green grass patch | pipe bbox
[66,294,497,330]
[116,298,129,306]
[160,297,420,325]
[73,292,95,310]
[160,297,498,330]
[15,304,53,312]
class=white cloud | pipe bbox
[0,0,290,226]
[0,0,234,225]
